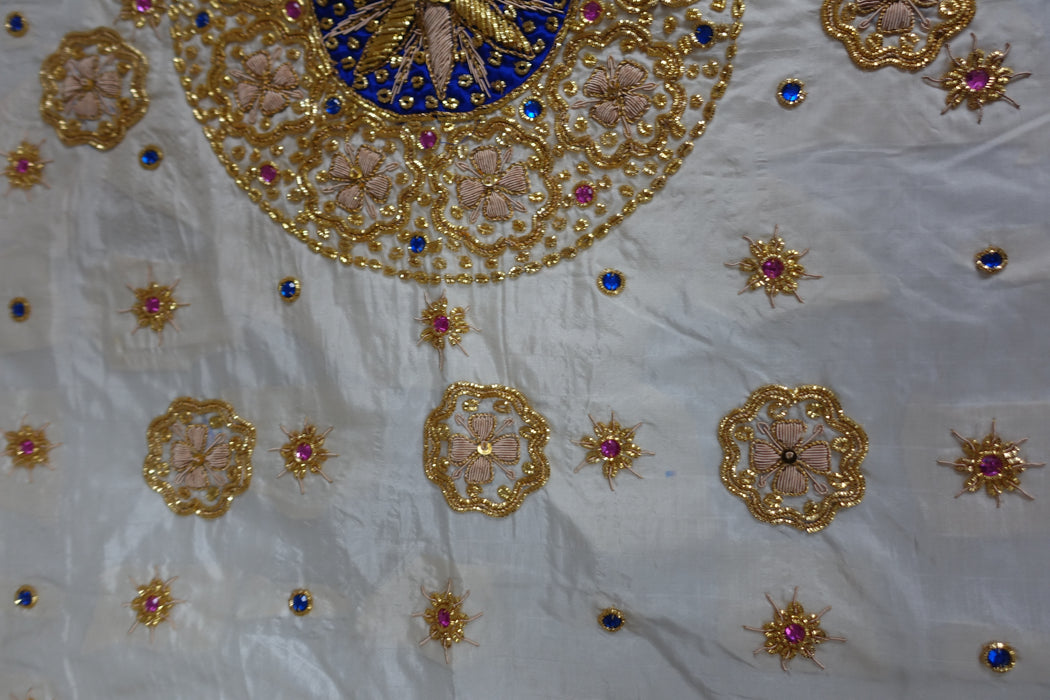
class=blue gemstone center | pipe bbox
[325,97,341,115]
[695,24,714,45]
[195,11,210,28]
[11,301,26,317]
[141,149,159,165]
[8,14,24,32]
[15,589,33,606]
[522,99,543,119]
[602,272,622,291]
[601,613,622,629]
[280,281,298,298]
[980,252,1003,269]
[780,82,802,103]
[292,594,309,612]
[409,235,427,254]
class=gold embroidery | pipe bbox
[143,397,256,518]
[821,0,974,71]
[743,588,846,672]
[416,292,475,367]
[718,384,868,533]
[574,412,653,490]
[598,606,626,632]
[166,0,745,284]
[39,27,149,151]
[937,421,1043,506]
[413,580,482,664]
[119,268,189,344]
[423,382,550,517]
[270,422,338,494]
[923,34,1031,124]
[4,421,60,481]
[117,0,167,31]
[725,226,821,307]
[126,572,184,641]
[3,140,51,194]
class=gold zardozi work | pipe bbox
[166,0,745,284]
[718,384,868,533]
[143,397,256,518]
[423,382,550,516]
[821,0,975,71]
[39,27,149,151]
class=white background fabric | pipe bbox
[2,0,1050,698]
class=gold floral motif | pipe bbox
[821,0,975,71]
[417,292,475,367]
[126,572,184,641]
[3,140,51,194]
[165,0,745,284]
[923,34,1031,124]
[116,0,167,31]
[725,226,821,307]
[413,579,482,664]
[743,588,846,672]
[270,422,339,494]
[143,397,256,518]
[423,382,550,517]
[574,412,654,490]
[39,27,149,151]
[718,385,868,533]
[4,421,60,481]
[937,421,1043,506]
[119,268,189,344]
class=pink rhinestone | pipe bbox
[16,159,30,173]
[285,1,302,19]
[296,443,313,462]
[145,596,160,612]
[19,440,35,455]
[136,0,152,12]
[980,455,1003,476]
[433,316,450,333]
[966,69,990,91]
[581,1,602,21]
[144,297,161,314]
[574,184,594,204]
[783,623,805,644]
[761,258,785,279]
[437,608,451,627]
[600,439,621,458]
[260,164,278,184]
[419,130,438,149]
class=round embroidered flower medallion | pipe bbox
[718,384,868,533]
[166,0,746,284]
[424,382,550,517]
[143,397,256,518]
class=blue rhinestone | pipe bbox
[8,14,24,33]
[292,594,310,612]
[409,235,427,253]
[11,301,26,318]
[140,149,159,166]
[601,613,622,630]
[602,272,622,291]
[280,280,298,298]
[987,648,1012,669]
[195,11,210,28]
[780,82,802,103]
[522,99,542,120]
[15,589,33,607]
[980,251,1003,269]
[694,23,713,45]
[325,97,341,115]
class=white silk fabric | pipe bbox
[2,1,1050,698]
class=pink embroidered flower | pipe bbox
[171,423,231,490]
[59,56,122,121]
[454,147,529,224]
[749,420,832,497]
[229,47,306,123]
[572,57,656,137]
[322,144,398,218]
[855,0,935,34]
[448,413,520,485]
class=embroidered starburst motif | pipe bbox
[119,268,189,344]
[417,292,474,368]
[270,422,338,494]
[4,141,51,195]
[574,413,654,491]
[413,579,482,664]
[725,226,821,307]
[937,421,1044,506]
[4,420,60,481]
[923,34,1031,124]
[116,0,167,30]
[126,572,183,641]
[744,588,845,672]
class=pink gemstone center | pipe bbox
[16,159,30,173]
[419,130,438,149]
[761,258,785,279]
[296,443,313,462]
[437,608,451,627]
[285,1,302,19]
[260,164,278,183]
[784,623,806,644]
[582,1,602,21]
[19,440,35,455]
[574,184,594,204]
[433,315,450,333]
[144,296,161,314]
[966,69,990,91]
[600,439,621,458]
[145,596,160,612]
[136,0,152,12]
[980,455,1003,476]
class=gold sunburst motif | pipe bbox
[4,420,60,481]
[119,268,189,344]
[574,413,653,490]
[270,422,338,494]
[126,572,184,641]
[744,588,845,672]
[937,421,1044,507]
[923,34,1031,124]
[3,140,51,195]
[413,579,483,664]
[725,226,821,307]
[417,292,475,368]
[116,0,167,30]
